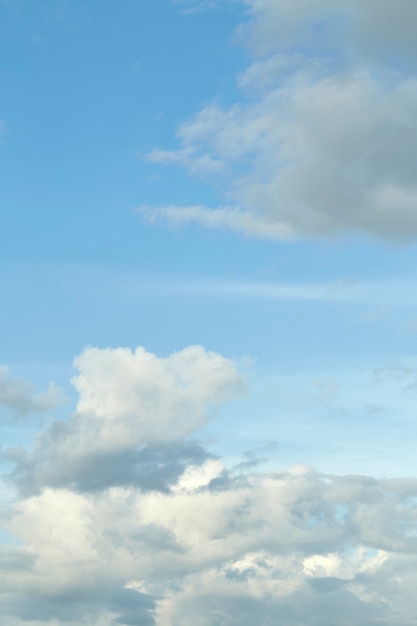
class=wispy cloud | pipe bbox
[172,0,221,14]
[162,276,417,308]
[37,261,417,308]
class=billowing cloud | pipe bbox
[142,0,417,241]
[2,466,417,624]
[1,344,417,624]
[72,345,243,446]
[5,345,243,496]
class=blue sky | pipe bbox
[1,1,417,624]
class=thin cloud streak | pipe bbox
[5,261,415,309]
[166,277,417,306]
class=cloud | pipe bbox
[140,204,294,238]
[3,465,417,624]
[71,345,244,449]
[8,439,214,496]
[372,364,417,390]
[240,0,417,61]
[1,345,417,623]
[153,275,417,307]
[4,345,244,496]
[143,1,417,241]
[172,0,220,13]
[0,366,63,419]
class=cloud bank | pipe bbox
[1,344,417,624]
[143,0,417,241]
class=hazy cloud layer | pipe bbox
[1,344,417,624]
[143,0,417,241]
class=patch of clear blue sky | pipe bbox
[0,0,242,261]
[1,0,417,474]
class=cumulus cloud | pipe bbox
[0,366,63,419]
[2,467,417,624]
[71,345,244,449]
[0,344,417,624]
[143,0,417,241]
[3,345,243,496]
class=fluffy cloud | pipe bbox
[2,467,417,624]
[1,344,417,624]
[5,345,243,496]
[143,0,417,241]
[72,345,243,446]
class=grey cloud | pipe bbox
[143,0,417,242]
[164,592,285,626]
[114,615,155,626]
[5,433,212,496]
[284,586,387,626]
[0,544,35,572]
[144,69,417,241]
[160,577,387,626]
[108,589,156,626]
[2,468,417,624]
[1,344,243,495]
[4,585,156,626]
[0,366,62,419]
[307,575,349,593]
[241,0,417,62]
[2,348,417,624]
[131,524,186,555]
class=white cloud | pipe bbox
[140,204,294,238]
[3,469,417,625]
[71,345,244,451]
[2,345,417,624]
[143,1,417,241]
[172,0,220,13]
[159,276,417,307]
[4,345,244,496]
[172,458,225,493]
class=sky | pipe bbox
[1,0,417,624]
